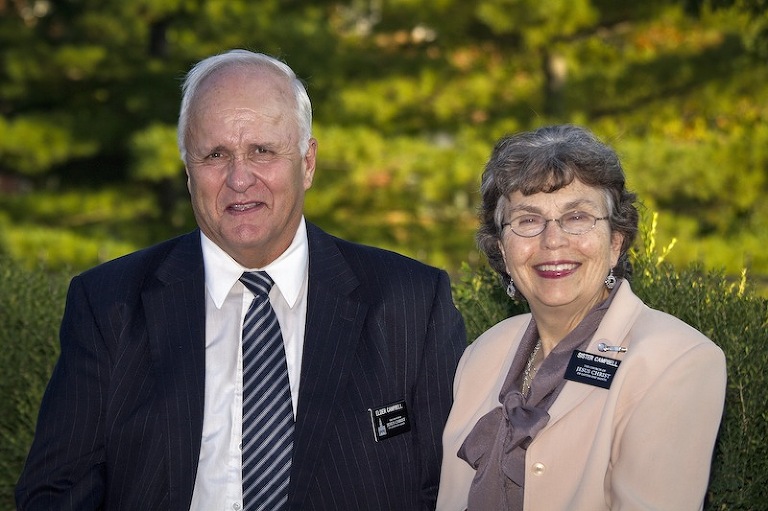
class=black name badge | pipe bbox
[368,400,411,442]
[564,350,621,389]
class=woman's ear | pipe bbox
[610,231,624,267]
[498,240,511,275]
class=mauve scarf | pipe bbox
[457,285,619,510]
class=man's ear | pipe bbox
[184,166,192,194]
[303,138,318,190]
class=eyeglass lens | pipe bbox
[506,212,601,237]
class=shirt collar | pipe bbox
[201,217,309,309]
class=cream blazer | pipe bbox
[437,281,726,511]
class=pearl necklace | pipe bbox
[521,340,542,396]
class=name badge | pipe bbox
[368,400,411,442]
[564,350,621,389]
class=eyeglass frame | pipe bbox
[501,211,609,238]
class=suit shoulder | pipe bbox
[463,314,531,361]
[452,315,530,396]
[618,305,725,382]
[329,231,444,279]
[630,305,720,352]
[77,231,198,284]
[608,283,722,358]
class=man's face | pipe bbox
[184,66,316,268]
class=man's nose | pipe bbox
[226,156,259,191]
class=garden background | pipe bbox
[1,0,768,288]
[1,0,768,509]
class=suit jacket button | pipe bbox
[532,462,546,475]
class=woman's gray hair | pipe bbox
[177,49,313,162]
[477,124,639,285]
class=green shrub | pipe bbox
[453,227,768,510]
[634,268,767,509]
[0,256,70,509]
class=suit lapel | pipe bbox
[288,223,368,509]
[547,282,644,425]
[142,232,207,511]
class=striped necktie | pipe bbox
[239,271,294,511]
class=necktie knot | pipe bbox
[240,271,274,297]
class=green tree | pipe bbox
[0,0,766,293]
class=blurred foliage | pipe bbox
[455,218,768,510]
[629,217,768,509]
[0,256,69,508]
[0,0,766,296]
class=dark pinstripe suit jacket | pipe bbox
[16,222,466,511]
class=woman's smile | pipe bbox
[533,261,580,278]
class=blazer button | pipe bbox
[531,462,546,476]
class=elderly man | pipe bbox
[16,49,466,511]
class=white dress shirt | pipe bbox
[190,218,309,511]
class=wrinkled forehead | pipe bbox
[188,66,300,140]
[195,65,294,106]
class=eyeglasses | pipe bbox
[502,211,609,238]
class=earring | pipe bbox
[506,280,516,298]
[604,268,617,290]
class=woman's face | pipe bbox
[499,179,624,319]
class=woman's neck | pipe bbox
[531,289,609,356]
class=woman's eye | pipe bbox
[517,215,539,225]
[565,211,591,222]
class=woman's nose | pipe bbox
[540,219,567,248]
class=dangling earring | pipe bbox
[506,279,516,298]
[604,268,617,290]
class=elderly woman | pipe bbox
[437,125,726,511]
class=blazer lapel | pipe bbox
[288,223,368,509]
[547,281,644,425]
[142,232,207,511]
